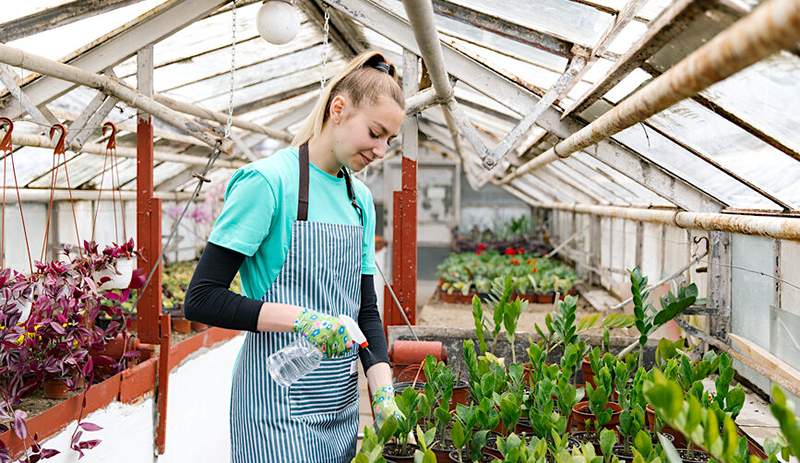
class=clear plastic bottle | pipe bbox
[267,336,323,387]
[267,314,368,388]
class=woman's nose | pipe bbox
[372,141,387,159]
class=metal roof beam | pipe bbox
[0,0,230,118]
[562,0,713,117]
[322,0,722,212]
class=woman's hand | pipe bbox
[372,385,404,429]
[292,308,355,357]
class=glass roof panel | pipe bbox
[3,2,73,22]
[646,98,800,208]
[611,123,781,210]
[444,0,613,47]
[569,151,674,207]
[606,21,648,55]
[7,0,166,62]
[700,52,800,156]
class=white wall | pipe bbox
[28,335,245,463]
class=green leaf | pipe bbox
[451,418,466,448]
[643,371,683,421]
[472,296,488,354]
[599,429,617,458]
[654,283,697,326]
[658,433,682,463]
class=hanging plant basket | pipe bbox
[95,257,135,290]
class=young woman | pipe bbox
[184,51,406,462]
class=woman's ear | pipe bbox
[329,94,347,124]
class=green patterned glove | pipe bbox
[293,308,355,358]
[372,385,404,429]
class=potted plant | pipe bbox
[571,364,622,444]
[90,239,139,291]
[449,404,492,463]
[422,356,457,461]
[630,267,697,368]
[383,385,424,460]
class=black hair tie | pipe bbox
[371,61,392,75]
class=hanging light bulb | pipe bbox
[256,0,300,45]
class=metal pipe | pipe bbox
[0,43,233,154]
[508,200,800,241]
[401,0,492,173]
[0,187,197,202]
[405,86,440,115]
[154,93,293,143]
[3,131,246,168]
[500,0,800,184]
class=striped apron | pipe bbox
[230,143,364,463]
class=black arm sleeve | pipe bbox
[183,242,262,332]
[358,274,390,371]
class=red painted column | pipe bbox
[384,156,417,332]
[136,116,162,345]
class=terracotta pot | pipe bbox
[581,357,595,387]
[172,316,192,334]
[43,379,72,400]
[515,416,533,434]
[451,380,470,411]
[190,321,210,332]
[395,363,427,383]
[101,333,137,360]
[677,448,710,463]
[438,287,478,304]
[432,440,457,463]
[571,401,622,433]
[484,432,502,458]
[645,404,686,448]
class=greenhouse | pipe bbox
[0,0,798,462]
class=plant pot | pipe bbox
[581,357,595,387]
[95,257,135,290]
[571,401,622,433]
[515,416,533,434]
[448,449,495,463]
[451,380,470,411]
[612,445,635,463]
[172,316,192,334]
[433,440,457,463]
[677,448,710,463]
[43,379,72,399]
[395,363,427,383]
[393,381,426,394]
[383,443,419,461]
[484,432,502,458]
[190,321,210,332]
[645,404,686,448]
[101,333,136,360]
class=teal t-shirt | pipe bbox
[208,146,376,300]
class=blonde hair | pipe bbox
[292,51,405,146]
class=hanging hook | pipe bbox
[0,117,13,153]
[102,121,117,151]
[49,123,67,155]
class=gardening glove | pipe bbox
[292,308,355,358]
[372,385,405,430]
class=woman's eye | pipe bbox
[369,129,379,139]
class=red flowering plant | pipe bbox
[504,247,517,256]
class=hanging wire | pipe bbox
[128,0,238,315]
[320,8,331,92]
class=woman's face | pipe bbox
[329,94,404,172]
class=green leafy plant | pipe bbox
[630,268,697,368]
[413,426,438,463]
[451,404,490,463]
[353,418,399,463]
[393,386,424,454]
[599,428,618,463]
[422,355,455,448]
[769,385,800,460]
[496,433,549,463]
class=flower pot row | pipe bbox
[436,285,578,305]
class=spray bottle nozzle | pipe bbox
[338,314,368,349]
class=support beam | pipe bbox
[68,94,120,149]
[555,0,645,102]
[405,87,441,115]
[321,0,722,212]
[709,231,732,338]
[430,0,573,57]
[299,0,369,57]
[0,0,230,116]
[480,54,586,172]
[0,64,52,125]
[502,200,800,242]
[502,0,800,192]
[0,0,147,43]
[562,0,713,117]
[0,43,231,152]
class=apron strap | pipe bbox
[297,142,364,226]
[298,142,311,221]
